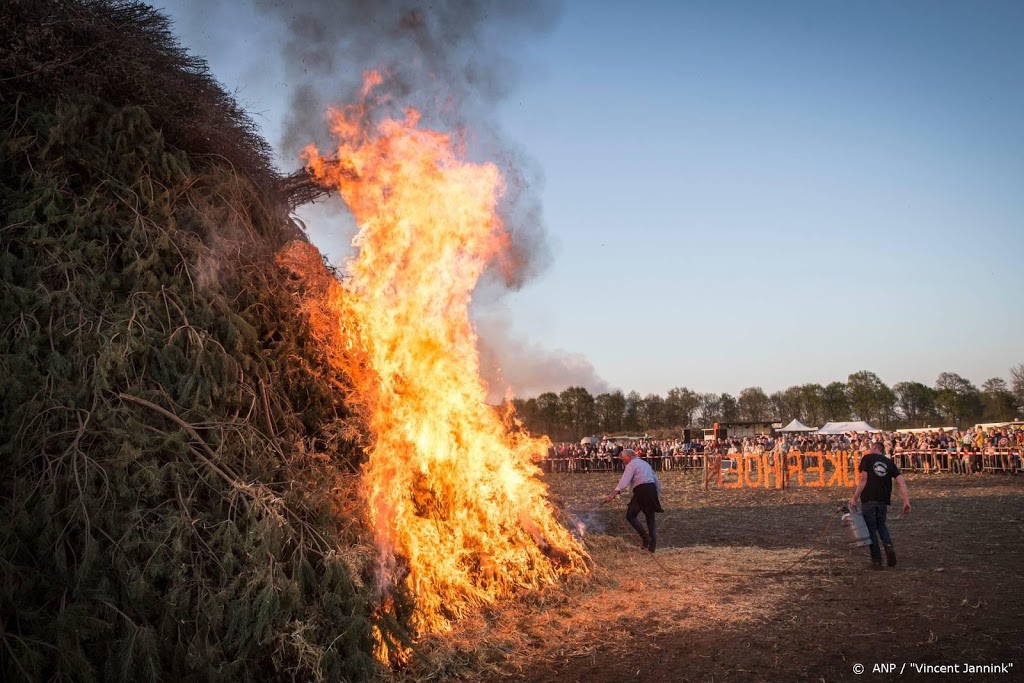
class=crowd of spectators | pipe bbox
[543,424,1024,476]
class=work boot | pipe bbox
[884,544,897,567]
[871,559,884,571]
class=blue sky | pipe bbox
[155,0,1023,399]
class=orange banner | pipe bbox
[719,451,862,489]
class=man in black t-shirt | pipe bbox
[849,441,912,570]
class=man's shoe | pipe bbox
[871,559,884,571]
[884,545,897,567]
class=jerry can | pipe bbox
[840,504,871,548]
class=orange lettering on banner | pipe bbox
[843,451,855,487]
[715,449,881,488]
[825,453,844,487]
[847,450,863,487]
[788,453,802,488]
[724,456,744,489]
[806,454,825,487]
[744,455,763,488]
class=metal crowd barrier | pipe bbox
[541,454,709,474]
[892,448,1021,474]
[542,448,1022,475]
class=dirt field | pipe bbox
[398,471,1024,683]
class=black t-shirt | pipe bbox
[859,453,901,504]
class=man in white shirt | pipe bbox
[604,449,664,553]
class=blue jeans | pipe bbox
[861,501,893,562]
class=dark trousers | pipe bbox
[862,500,893,562]
[626,499,657,551]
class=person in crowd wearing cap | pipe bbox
[849,441,912,570]
[604,449,664,552]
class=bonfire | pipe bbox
[293,72,590,659]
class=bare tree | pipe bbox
[595,391,626,434]
[697,393,721,427]
[665,386,700,427]
[1011,364,1024,415]
[559,386,596,439]
[847,370,895,425]
[823,382,851,421]
[738,386,772,421]
[893,381,936,427]
[980,378,1016,422]
[720,393,739,422]
[934,372,982,427]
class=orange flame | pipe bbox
[302,74,588,655]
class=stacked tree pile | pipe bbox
[0,1,409,680]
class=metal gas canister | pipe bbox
[840,504,871,549]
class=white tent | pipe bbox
[580,436,601,445]
[778,419,816,433]
[816,421,880,434]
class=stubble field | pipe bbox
[397,470,1024,683]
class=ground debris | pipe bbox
[386,472,1024,683]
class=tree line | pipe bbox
[506,365,1024,443]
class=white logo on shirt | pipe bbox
[873,462,888,477]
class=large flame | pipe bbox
[301,74,588,651]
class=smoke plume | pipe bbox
[254,0,558,286]
[477,311,612,403]
[251,0,611,395]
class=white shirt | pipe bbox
[615,457,661,495]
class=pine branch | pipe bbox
[118,392,336,554]
[118,392,237,481]
[279,158,357,210]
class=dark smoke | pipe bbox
[250,0,610,394]
[254,0,559,286]
[254,0,557,151]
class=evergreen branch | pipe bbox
[1,2,388,673]
[118,393,336,555]
[260,379,277,439]
[96,598,139,631]
[0,37,112,83]
[2,632,39,683]
[118,392,239,487]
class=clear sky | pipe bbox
[155,0,1023,399]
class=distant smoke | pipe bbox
[253,0,558,286]
[477,311,612,403]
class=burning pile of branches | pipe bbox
[0,2,405,680]
[285,74,591,661]
[2,1,591,680]
[280,159,353,210]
